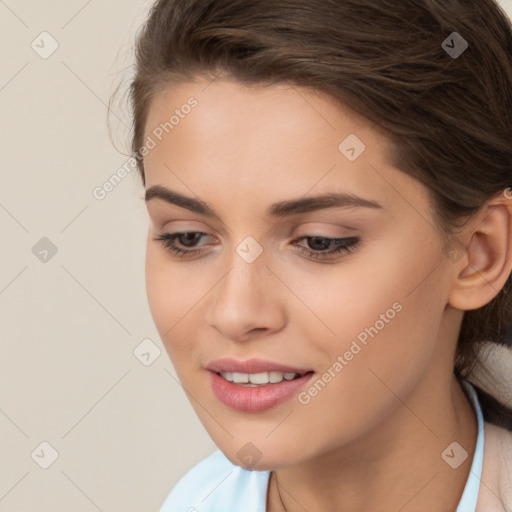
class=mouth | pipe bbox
[206,360,315,413]
[215,370,312,386]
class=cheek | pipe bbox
[281,237,446,391]
[144,245,208,362]
[257,251,446,457]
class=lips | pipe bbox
[205,357,315,413]
[205,357,312,375]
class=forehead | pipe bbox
[142,78,426,219]
[143,77,381,155]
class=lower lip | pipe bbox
[208,371,315,413]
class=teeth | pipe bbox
[221,371,234,382]
[269,371,283,383]
[232,372,249,383]
[219,371,302,385]
[248,372,270,384]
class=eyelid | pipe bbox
[152,221,359,245]
[148,209,231,238]
[153,219,216,235]
[291,222,359,238]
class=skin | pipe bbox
[142,77,512,512]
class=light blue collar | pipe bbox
[456,380,485,512]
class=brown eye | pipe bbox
[153,232,212,257]
[293,236,360,260]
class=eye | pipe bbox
[292,235,360,260]
[153,231,213,257]
[153,231,360,261]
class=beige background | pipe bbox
[1,1,511,510]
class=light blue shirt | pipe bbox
[160,380,484,512]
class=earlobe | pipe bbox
[448,199,512,311]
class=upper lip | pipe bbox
[205,358,313,375]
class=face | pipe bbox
[143,77,458,470]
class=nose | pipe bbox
[204,251,287,342]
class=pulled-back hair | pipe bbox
[124,0,512,428]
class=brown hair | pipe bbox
[124,0,512,428]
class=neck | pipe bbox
[267,375,478,512]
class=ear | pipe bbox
[448,189,512,311]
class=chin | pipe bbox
[217,440,305,472]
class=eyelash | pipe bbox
[153,232,361,260]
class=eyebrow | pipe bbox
[145,185,383,219]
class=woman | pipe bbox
[122,0,512,510]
